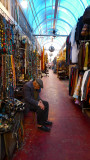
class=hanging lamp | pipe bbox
[49,46,55,52]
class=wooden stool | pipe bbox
[32,111,37,125]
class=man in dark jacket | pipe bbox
[23,78,52,132]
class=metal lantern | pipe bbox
[49,46,55,52]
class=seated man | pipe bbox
[23,78,52,132]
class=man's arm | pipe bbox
[24,85,38,107]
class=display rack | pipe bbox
[68,15,90,112]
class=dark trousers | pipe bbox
[30,100,49,125]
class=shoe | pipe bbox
[38,125,50,132]
[44,121,52,126]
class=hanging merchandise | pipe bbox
[1,54,16,99]
[41,50,43,71]
[81,70,90,102]
[83,6,90,24]
[0,15,6,54]
[80,69,90,112]
[73,72,83,104]
[24,40,37,80]
[42,47,44,71]
[70,25,79,63]
[66,34,71,64]
[44,53,48,64]
[67,6,90,112]
[11,55,16,89]
[57,60,69,80]
[36,52,41,78]
[84,42,89,70]
[81,24,89,36]
[41,46,45,71]
[25,43,31,79]
[69,66,78,96]
[28,47,33,79]
[78,41,90,70]
[0,14,25,147]
[32,49,37,79]
[0,14,16,100]
[75,16,84,47]
[0,56,2,98]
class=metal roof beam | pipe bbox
[33,5,77,24]
[45,0,47,33]
[42,41,62,47]
[33,34,68,37]
[53,0,59,29]
[42,25,68,34]
[34,18,72,32]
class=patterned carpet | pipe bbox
[13,70,90,160]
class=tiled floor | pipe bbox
[13,70,90,160]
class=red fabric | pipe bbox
[41,51,43,71]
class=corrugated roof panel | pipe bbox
[19,0,90,58]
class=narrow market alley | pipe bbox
[0,1,90,160]
[13,70,90,160]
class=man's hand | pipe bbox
[38,100,45,110]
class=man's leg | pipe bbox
[36,100,49,125]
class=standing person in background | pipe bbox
[23,79,52,132]
[45,63,47,74]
